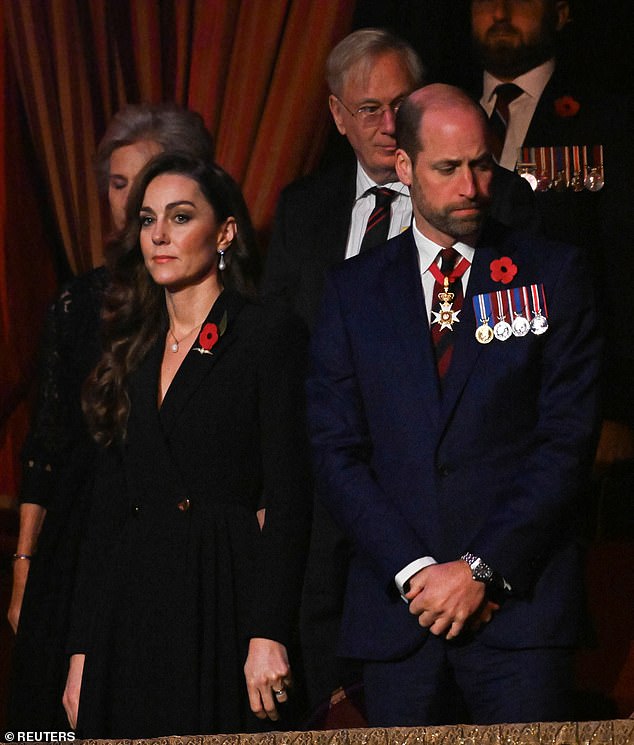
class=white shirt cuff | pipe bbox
[394,556,437,600]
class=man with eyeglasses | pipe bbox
[262,28,536,720]
[263,29,423,329]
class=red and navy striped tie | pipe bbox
[359,187,396,253]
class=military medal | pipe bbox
[570,145,584,192]
[431,276,461,330]
[512,314,530,336]
[492,291,512,341]
[551,147,569,191]
[476,323,494,344]
[493,319,512,341]
[511,287,531,337]
[529,284,549,335]
[474,293,494,344]
[535,147,551,191]
[584,145,605,191]
[429,253,469,332]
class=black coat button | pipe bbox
[438,465,450,477]
[132,504,141,515]
[177,498,191,512]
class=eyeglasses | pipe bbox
[334,96,404,127]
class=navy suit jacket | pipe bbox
[307,222,601,662]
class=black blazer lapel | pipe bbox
[159,290,247,434]
[524,68,584,146]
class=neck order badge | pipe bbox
[429,247,470,379]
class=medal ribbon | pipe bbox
[529,283,548,317]
[494,290,509,322]
[473,292,493,323]
[427,254,470,286]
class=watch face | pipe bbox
[473,563,493,583]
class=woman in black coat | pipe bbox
[8,104,216,733]
[62,153,311,738]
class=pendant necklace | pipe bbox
[167,323,202,353]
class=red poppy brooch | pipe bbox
[490,256,518,285]
[193,311,228,355]
[554,95,580,118]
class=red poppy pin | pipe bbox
[192,311,228,355]
[554,95,580,118]
[490,256,518,285]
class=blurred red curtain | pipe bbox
[0,0,355,501]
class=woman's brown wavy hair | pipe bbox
[83,153,260,446]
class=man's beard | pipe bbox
[473,24,557,79]
[419,196,490,242]
[431,205,488,240]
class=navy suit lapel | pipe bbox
[440,221,512,423]
[382,229,441,422]
[159,290,246,435]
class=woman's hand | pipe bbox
[62,653,85,729]
[243,637,292,721]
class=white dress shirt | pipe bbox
[480,59,556,171]
[344,163,411,260]
[412,222,475,323]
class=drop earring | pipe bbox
[218,249,226,271]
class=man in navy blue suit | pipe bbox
[307,84,601,726]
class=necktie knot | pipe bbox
[439,247,459,277]
[494,83,523,109]
[369,186,396,208]
[359,187,397,253]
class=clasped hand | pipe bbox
[405,560,499,640]
[243,637,292,721]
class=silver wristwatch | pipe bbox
[461,552,495,584]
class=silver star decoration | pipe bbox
[432,301,460,331]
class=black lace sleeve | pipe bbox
[19,267,108,507]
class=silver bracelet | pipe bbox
[12,553,32,562]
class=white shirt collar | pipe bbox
[355,161,409,200]
[482,58,556,108]
[411,221,476,272]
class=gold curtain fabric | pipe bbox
[0,0,355,498]
[72,721,634,745]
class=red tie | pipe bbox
[429,247,469,380]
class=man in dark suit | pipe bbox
[263,28,537,716]
[307,84,601,726]
[471,0,634,476]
